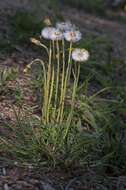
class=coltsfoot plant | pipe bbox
[0,20,125,172]
[25,20,89,127]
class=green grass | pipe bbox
[0,11,44,55]
[11,11,44,44]
[0,86,117,167]
[0,56,125,173]
[0,67,18,95]
[1,86,125,174]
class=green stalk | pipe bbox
[69,63,80,122]
[25,59,47,123]
[68,42,73,83]
[60,42,72,123]
[39,60,47,124]
[46,41,52,123]
[52,40,56,60]
[64,62,80,139]
[57,39,65,122]
[53,40,60,120]
[47,65,55,123]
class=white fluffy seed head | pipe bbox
[41,27,56,40]
[50,28,64,41]
[56,21,76,32]
[72,48,90,62]
[64,30,82,43]
[41,27,64,41]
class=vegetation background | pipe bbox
[0,0,126,189]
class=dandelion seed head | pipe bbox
[41,27,56,40]
[50,29,64,41]
[72,48,89,62]
[41,27,63,41]
[64,30,82,42]
[56,21,76,32]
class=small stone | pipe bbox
[14,161,18,166]
[12,184,22,190]
[28,164,33,169]
[41,182,55,190]
[3,184,9,190]
[2,168,6,176]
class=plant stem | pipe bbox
[52,40,56,60]
[46,41,52,123]
[60,42,72,123]
[64,62,80,139]
[47,65,55,123]
[25,59,47,124]
[57,39,65,122]
[53,40,60,121]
